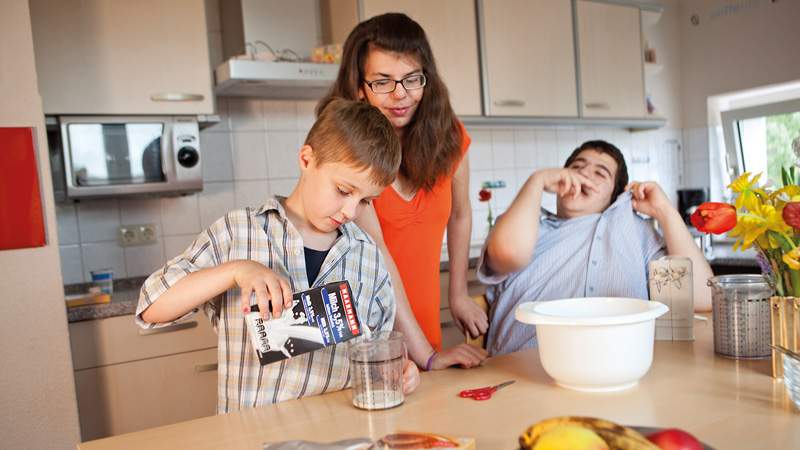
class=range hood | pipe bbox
[214,59,339,100]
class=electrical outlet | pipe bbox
[118,223,158,247]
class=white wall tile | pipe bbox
[470,169,492,210]
[163,234,198,260]
[264,100,298,130]
[118,198,162,229]
[201,131,234,182]
[556,128,578,162]
[492,169,517,210]
[204,97,231,133]
[541,192,557,213]
[266,131,302,179]
[198,182,235,229]
[513,130,537,168]
[535,129,560,168]
[576,129,595,146]
[56,203,79,245]
[296,101,317,132]
[59,245,84,284]
[232,132,268,180]
[124,243,166,278]
[77,199,120,243]
[269,178,299,197]
[82,241,126,281]
[160,195,201,236]
[235,180,271,209]
[229,98,264,131]
[491,130,515,169]
[467,130,492,169]
[514,168,534,192]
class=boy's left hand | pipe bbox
[402,357,420,394]
[626,181,672,221]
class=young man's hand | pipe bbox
[449,294,489,339]
[402,358,421,394]
[626,181,672,220]
[431,343,488,370]
[532,168,599,198]
[232,260,293,320]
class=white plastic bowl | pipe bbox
[515,297,668,392]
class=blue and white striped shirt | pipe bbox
[477,192,665,356]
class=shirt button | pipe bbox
[591,260,597,266]
[596,236,602,241]
[589,287,594,292]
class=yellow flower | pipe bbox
[728,202,790,251]
[784,247,800,270]
[728,172,768,211]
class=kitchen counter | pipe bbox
[77,316,799,449]
[65,277,144,323]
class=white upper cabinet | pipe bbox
[360,0,483,116]
[576,0,646,118]
[30,0,214,115]
[481,0,578,117]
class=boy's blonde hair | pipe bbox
[305,98,401,186]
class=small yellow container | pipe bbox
[771,296,800,378]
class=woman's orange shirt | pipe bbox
[373,125,470,350]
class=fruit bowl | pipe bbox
[515,297,668,392]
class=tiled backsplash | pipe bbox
[56,98,705,284]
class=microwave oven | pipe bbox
[48,116,202,200]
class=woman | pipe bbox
[317,13,487,370]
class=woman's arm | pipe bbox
[446,157,488,338]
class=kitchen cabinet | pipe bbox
[69,314,218,441]
[360,0,483,116]
[576,0,646,118]
[29,0,214,115]
[481,0,578,117]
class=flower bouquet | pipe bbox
[691,169,800,296]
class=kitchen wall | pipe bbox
[56,101,683,283]
[0,0,81,448]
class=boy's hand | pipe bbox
[449,294,488,339]
[402,357,421,394]
[232,260,293,320]
[626,181,672,221]
[432,343,488,370]
[532,168,599,199]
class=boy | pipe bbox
[136,99,419,413]
[479,140,712,356]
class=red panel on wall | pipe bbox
[0,127,46,250]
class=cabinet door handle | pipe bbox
[150,93,205,102]
[194,363,218,373]
[493,99,526,107]
[585,102,610,110]
[138,320,198,336]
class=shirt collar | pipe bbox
[254,196,372,245]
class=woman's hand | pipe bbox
[449,294,488,339]
[402,357,421,394]
[232,260,293,320]
[626,181,672,221]
[532,168,598,199]
[431,343,488,370]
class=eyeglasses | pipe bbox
[363,74,427,94]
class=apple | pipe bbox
[646,428,703,450]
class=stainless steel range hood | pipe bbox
[214,59,339,100]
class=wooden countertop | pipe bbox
[78,318,799,449]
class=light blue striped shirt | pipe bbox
[477,192,665,356]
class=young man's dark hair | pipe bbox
[564,140,629,203]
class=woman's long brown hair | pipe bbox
[317,13,463,192]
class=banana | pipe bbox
[519,416,660,450]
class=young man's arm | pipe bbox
[627,182,713,312]
[485,168,598,277]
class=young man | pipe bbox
[478,140,712,356]
[136,99,420,413]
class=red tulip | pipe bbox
[478,188,492,202]
[783,202,800,229]
[690,202,736,234]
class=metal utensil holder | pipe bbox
[708,275,773,359]
[771,296,800,378]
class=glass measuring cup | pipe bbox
[349,330,405,410]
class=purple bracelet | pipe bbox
[424,350,438,371]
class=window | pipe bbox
[722,98,800,183]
